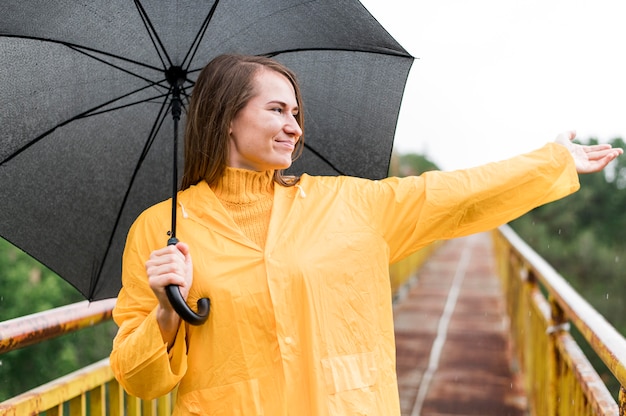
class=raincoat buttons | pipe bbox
[284,336,294,345]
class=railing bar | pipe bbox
[89,385,106,416]
[127,395,142,416]
[499,225,626,387]
[68,395,85,415]
[555,333,618,415]
[143,398,157,415]
[494,227,624,415]
[157,394,172,415]
[0,298,116,353]
[46,404,62,415]
[108,379,125,416]
[0,358,113,413]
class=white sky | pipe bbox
[360,0,626,170]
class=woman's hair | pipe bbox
[181,54,305,189]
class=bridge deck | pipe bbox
[394,232,527,416]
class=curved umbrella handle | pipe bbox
[165,237,210,326]
[165,284,210,326]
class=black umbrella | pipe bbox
[0,1,413,323]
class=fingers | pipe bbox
[582,143,612,153]
[175,241,190,257]
[146,245,188,288]
[566,130,576,141]
[583,146,621,161]
[556,131,623,174]
[591,152,619,171]
[577,148,623,174]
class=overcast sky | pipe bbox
[360,0,626,170]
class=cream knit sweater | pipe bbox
[210,167,274,249]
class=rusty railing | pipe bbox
[494,225,626,415]
[0,299,176,415]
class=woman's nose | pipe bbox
[285,117,303,138]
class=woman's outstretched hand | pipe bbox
[555,131,623,174]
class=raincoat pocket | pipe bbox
[180,379,264,415]
[321,351,378,394]
[322,352,379,414]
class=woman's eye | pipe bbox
[272,108,283,113]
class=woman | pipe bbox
[110,54,622,415]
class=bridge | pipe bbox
[1,226,625,415]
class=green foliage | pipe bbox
[0,238,116,401]
[510,137,626,397]
[0,239,83,318]
[389,150,440,176]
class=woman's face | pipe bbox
[228,69,302,171]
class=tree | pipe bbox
[389,150,440,176]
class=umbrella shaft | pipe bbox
[170,85,181,239]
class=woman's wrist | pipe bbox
[156,305,181,347]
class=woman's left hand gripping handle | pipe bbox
[146,238,210,332]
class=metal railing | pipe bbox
[0,247,432,415]
[0,299,177,415]
[3,230,624,415]
[494,225,626,415]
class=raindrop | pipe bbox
[606,293,610,300]
[558,229,562,235]
[615,256,620,263]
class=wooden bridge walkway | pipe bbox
[394,232,527,416]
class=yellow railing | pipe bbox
[8,230,622,416]
[0,246,433,415]
[0,299,177,415]
[493,225,626,416]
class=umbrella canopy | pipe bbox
[0,1,413,302]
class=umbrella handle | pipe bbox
[165,285,210,326]
[165,238,210,326]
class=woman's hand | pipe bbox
[145,241,193,345]
[555,131,623,173]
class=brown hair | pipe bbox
[181,54,304,189]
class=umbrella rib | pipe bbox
[1,83,166,165]
[140,91,172,162]
[0,34,163,72]
[264,46,413,59]
[90,93,172,298]
[66,44,168,88]
[134,0,172,69]
[181,0,220,71]
[184,47,413,80]
[303,142,346,176]
[83,92,170,118]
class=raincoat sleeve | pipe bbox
[369,142,579,262]
[110,206,188,400]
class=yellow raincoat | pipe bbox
[111,143,579,415]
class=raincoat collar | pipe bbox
[177,175,304,252]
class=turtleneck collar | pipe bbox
[210,167,275,204]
